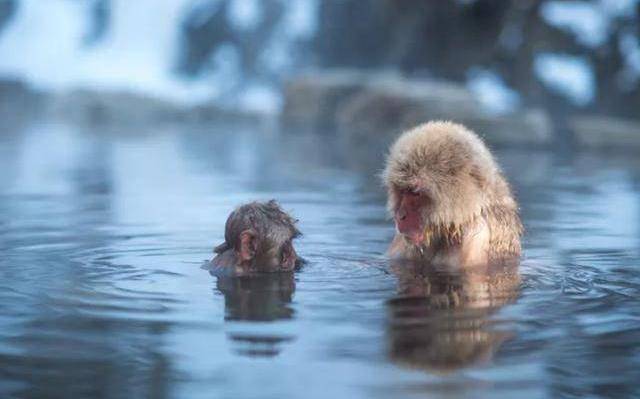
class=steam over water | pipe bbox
[0,122,639,398]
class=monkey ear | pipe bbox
[238,229,257,262]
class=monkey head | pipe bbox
[383,121,508,249]
[211,200,302,274]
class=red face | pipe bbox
[394,189,426,245]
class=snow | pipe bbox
[227,0,261,31]
[0,0,317,112]
[284,0,318,38]
[599,0,639,17]
[618,32,640,86]
[0,0,626,113]
[237,84,282,113]
[467,68,521,115]
[541,0,638,48]
[534,53,596,105]
[0,0,215,104]
[540,1,609,48]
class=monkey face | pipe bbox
[383,122,494,236]
[255,236,300,272]
[394,188,428,245]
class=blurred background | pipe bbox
[1,2,640,398]
[0,0,638,144]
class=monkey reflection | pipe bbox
[386,260,520,373]
[214,272,296,321]
[206,267,298,358]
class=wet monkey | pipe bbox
[211,200,302,275]
[383,121,522,267]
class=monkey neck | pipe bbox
[421,222,466,249]
[395,220,475,263]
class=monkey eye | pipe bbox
[280,242,293,263]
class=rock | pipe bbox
[280,69,372,131]
[281,70,553,146]
[46,89,189,125]
[570,115,640,149]
[336,75,552,147]
[1,77,272,127]
[456,108,553,146]
[0,78,46,123]
[189,103,268,124]
[44,88,269,126]
[336,76,479,136]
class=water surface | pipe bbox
[0,122,639,398]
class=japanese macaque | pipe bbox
[382,121,523,267]
[210,200,302,276]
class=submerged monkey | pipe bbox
[383,121,522,267]
[210,200,302,276]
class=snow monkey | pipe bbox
[211,200,302,275]
[382,121,522,267]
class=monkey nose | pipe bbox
[396,209,407,221]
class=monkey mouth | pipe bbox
[401,229,424,246]
[395,217,425,245]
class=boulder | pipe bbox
[46,89,189,125]
[0,78,46,124]
[456,108,553,146]
[336,76,552,147]
[281,70,553,146]
[336,77,479,136]
[570,115,640,149]
[280,69,372,131]
[45,88,268,126]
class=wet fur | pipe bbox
[383,121,522,265]
[211,200,301,274]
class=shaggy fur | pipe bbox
[213,200,300,256]
[211,200,302,274]
[382,121,522,265]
